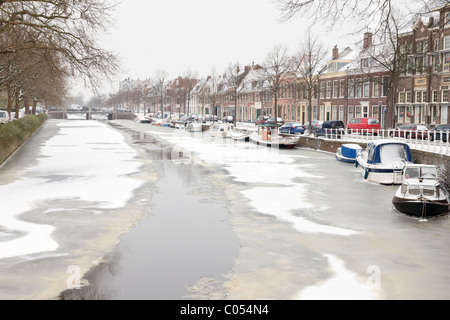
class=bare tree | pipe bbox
[0,0,120,93]
[294,30,328,133]
[275,0,425,34]
[154,70,169,116]
[224,62,244,126]
[182,69,198,116]
[261,43,296,126]
[207,68,220,121]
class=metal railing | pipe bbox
[320,129,450,156]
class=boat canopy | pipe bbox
[366,140,412,165]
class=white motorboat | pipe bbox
[249,125,300,148]
[207,123,234,138]
[355,139,412,185]
[392,164,449,219]
[336,144,363,163]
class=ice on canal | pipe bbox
[0,121,144,260]
[152,129,375,299]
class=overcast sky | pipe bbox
[101,1,360,85]
[73,0,368,98]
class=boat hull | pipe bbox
[336,153,356,163]
[356,162,405,185]
[392,197,449,218]
[249,134,298,148]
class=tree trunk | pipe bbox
[32,99,37,115]
[7,86,13,121]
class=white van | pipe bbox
[0,110,9,124]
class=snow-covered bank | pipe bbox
[0,121,144,260]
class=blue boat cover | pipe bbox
[366,140,412,165]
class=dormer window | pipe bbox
[445,12,450,25]
[361,57,372,68]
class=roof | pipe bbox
[368,139,409,146]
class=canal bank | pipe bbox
[297,136,450,175]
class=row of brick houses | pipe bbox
[136,1,450,129]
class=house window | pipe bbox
[415,91,422,103]
[373,106,380,121]
[442,89,449,102]
[355,79,362,98]
[363,78,370,98]
[433,90,438,103]
[348,79,355,98]
[417,41,423,54]
[361,58,372,68]
[320,82,326,99]
[320,105,325,120]
[444,53,450,72]
[406,91,411,103]
[348,105,354,122]
[433,54,440,73]
[444,36,450,50]
[382,76,389,97]
[327,81,332,99]
[415,106,421,124]
[445,12,450,26]
[442,105,448,124]
[332,105,338,120]
[340,80,345,98]
[339,105,344,121]
[333,81,338,98]
[373,78,380,98]
[399,92,406,103]
[355,105,362,118]
[435,38,440,51]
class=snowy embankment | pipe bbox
[0,120,144,260]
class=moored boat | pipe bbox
[249,124,300,148]
[355,140,412,185]
[207,123,234,138]
[230,127,253,142]
[336,144,362,163]
[392,164,449,219]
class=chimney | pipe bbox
[332,45,339,60]
[364,32,373,49]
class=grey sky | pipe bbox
[104,0,357,82]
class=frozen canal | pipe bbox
[0,119,449,300]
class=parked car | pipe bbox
[280,122,305,134]
[429,124,450,142]
[223,116,233,123]
[265,117,284,126]
[203,114,213,122]
[347,117,381,135]
[255,115,270,125]
[314,120,345,138]
[0,110,8,124]
[304,120,323,132]
[390,124,429,140]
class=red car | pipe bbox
[255,115,270,125]
[347,117,381,135]
[390,124,429,140]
